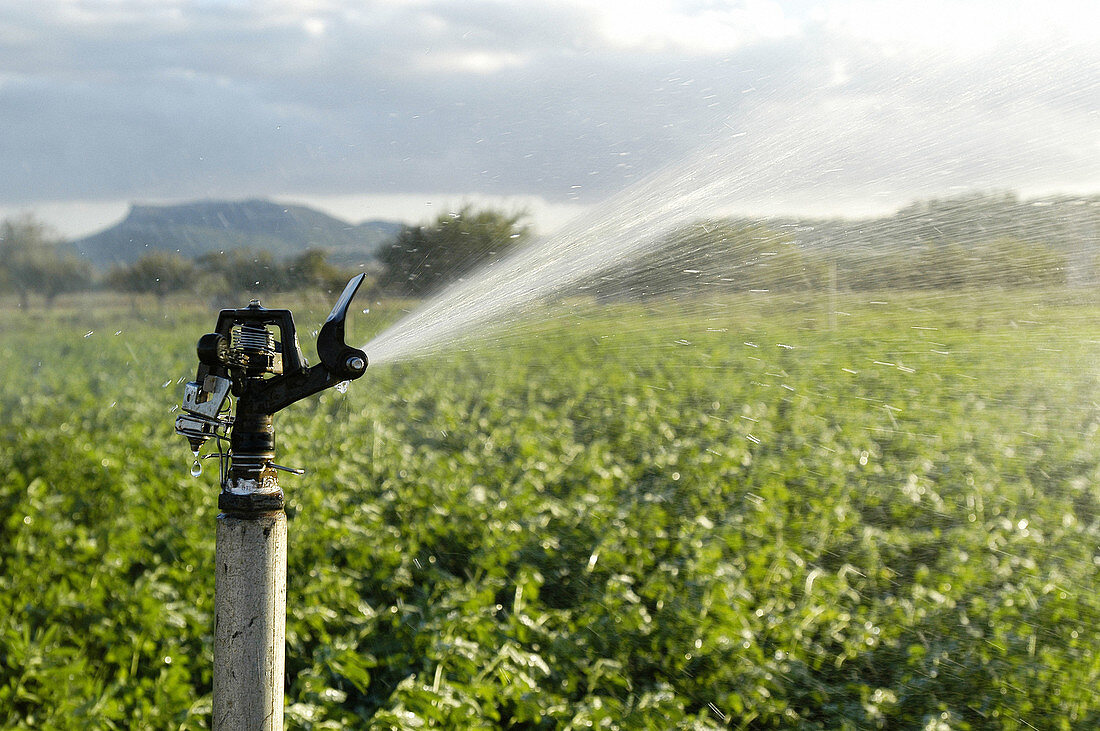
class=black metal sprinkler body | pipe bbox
[175,273,368,513]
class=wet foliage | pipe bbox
[1,291,1099,728]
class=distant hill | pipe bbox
[766,192,1100,253]
[70,199,402,268]
[766,192,1100,285]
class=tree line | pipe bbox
[0,206,535,309]
[605,220,1068,299]
[374,207,1070,300]
[0,214,367,309]
[0,203,1077,309]
[0,216,94,309]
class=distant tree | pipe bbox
[609,220,825,299]
[914,243,972,289]
[196,249,289,297]
[911,238,1066,289]
[378,207,530,296]
[105,251,196,304]
[0,215,93,308]
[36,254,94,308]
[285,248,350,293]
[979,238,1066,288]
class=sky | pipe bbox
[0,0,1098,238]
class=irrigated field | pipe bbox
[1,291,1098,729]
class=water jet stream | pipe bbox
[362,89,1085,364]
[363,133,771,365]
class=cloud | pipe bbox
[0,0,1097,232]
[575,0,796,53]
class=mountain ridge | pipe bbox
[70,199,402,268]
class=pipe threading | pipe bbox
[222,409,283,514]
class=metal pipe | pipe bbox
[213,510,287,731]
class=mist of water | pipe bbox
[363,126,799,364]
[362,81,1097,364]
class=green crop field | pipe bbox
[1,290,1099,729]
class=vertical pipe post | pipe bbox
[214,407,286,730]
[213,509,286,730]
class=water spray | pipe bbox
[174,274,368,730]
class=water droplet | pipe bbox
[335,380,349,394]
[191,459,203,477]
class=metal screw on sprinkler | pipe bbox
[172,274,369,731]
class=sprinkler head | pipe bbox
[174,274,370,498]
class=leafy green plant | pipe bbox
[1,290,1098,728]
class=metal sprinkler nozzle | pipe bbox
[175,274,369,512]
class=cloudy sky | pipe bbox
[1,0,1098,237]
